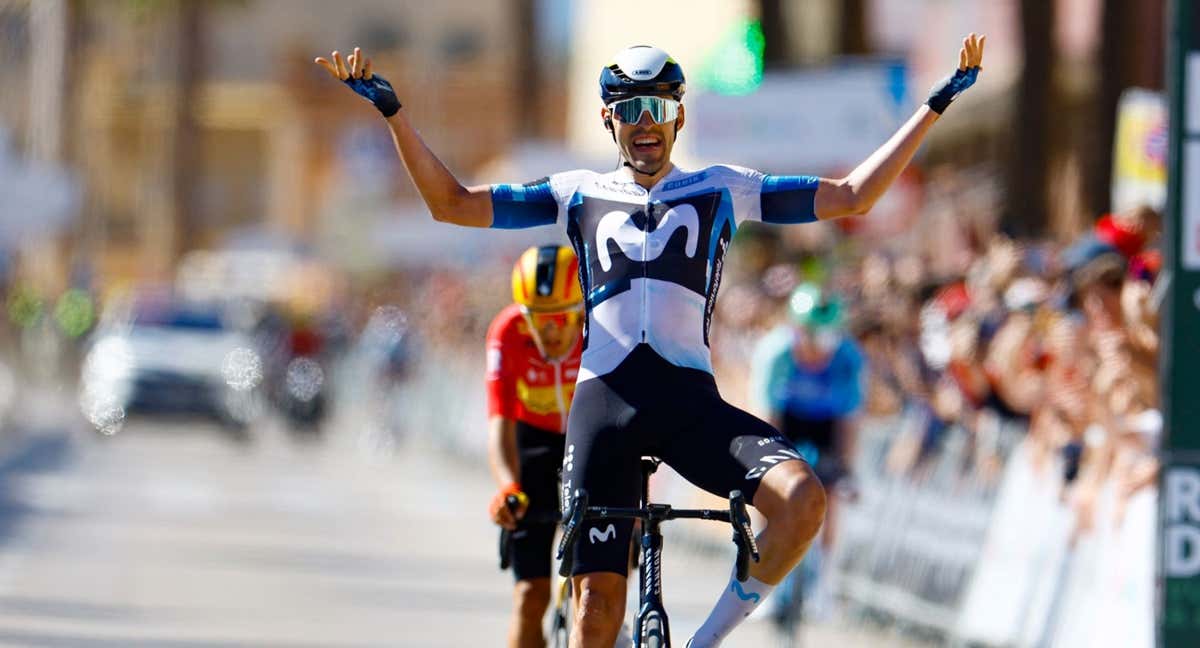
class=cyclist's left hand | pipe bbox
[927,33,986,114]
[314,46,402,117]
[957,32,985,71]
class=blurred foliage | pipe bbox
[7,286,44,329]
[696,19,765,96]
[54,288,95,338]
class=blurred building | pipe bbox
[0,0,1169,292]
[0,0,561,288]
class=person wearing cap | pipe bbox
[748,284,865,624]
[317,33,984,647]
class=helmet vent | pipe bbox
[535,245,558,298]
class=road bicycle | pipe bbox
[557,457,759,648]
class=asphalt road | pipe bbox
[0,387,919,647]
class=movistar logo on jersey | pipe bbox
[596,205,699,271]
[589,524,617,544]
[569,193,726,305]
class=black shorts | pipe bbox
[510,422,565,582]
[562,344,804,577]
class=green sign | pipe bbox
[1160,0,1200,645]
[695,19,765,96]
[1164,463,1200,643]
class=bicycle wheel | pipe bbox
[550,577,572,648]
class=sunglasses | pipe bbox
[523,307,584,330]
[607,96,680,125]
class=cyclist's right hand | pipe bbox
[489,484,528,530]
[314,46,402,117]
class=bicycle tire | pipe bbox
[550,577,572,648]
[551,615,570,648]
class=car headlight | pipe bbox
[82,336,134,383]
[222,347,263,392]
[285,357,324,402]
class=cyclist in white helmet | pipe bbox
[318,33,984,648]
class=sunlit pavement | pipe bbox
[0,385,920,647]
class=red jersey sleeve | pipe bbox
[485,312,518,420]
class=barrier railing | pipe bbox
[832,411,1023,635]
[355,350,1156,647]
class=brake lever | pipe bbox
[556,489,589,577]
[729,490,760,582]
[498,494,523,571]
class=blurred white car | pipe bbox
[79,300,264,436]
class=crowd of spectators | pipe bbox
[709,184,1163,543]
[338,166,1166,554]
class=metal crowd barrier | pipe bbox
[351,348,1153,646]
[831,409,1025,635]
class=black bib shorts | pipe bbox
[562,344,804,577]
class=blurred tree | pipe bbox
[1006,0,1057,237]
[28,0,73,164]
[757,0,868,66]
[757,0,790,69]
[839,0,868,56]
[171,0,204,261]
[1083,0,1165,218]
[110,0,244,267]
[514,0,539,137]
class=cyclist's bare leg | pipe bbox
[511,577,551,648]
[749,460,828,583]
[570,572,627,648]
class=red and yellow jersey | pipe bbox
[485,304,581,433]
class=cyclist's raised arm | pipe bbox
[386,111,495,227]
[316,47,493,227]
[813,33,985,221]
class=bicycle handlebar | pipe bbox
[555,490,589,576]
[556,488,760,579]
[728,490,760,582]
[498,495,521,570]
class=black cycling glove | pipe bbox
[344,74,402,118]
[925,66,980,115]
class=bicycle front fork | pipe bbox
[633,519,670,647]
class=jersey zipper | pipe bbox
[552,360,567,431]
[641,199,650,343]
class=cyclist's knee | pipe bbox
[514,578,551,621]
[760,462,827,545]
[573,573,626,636]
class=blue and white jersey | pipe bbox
[491,165,819,382]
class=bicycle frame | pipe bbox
[634,459,669,646]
